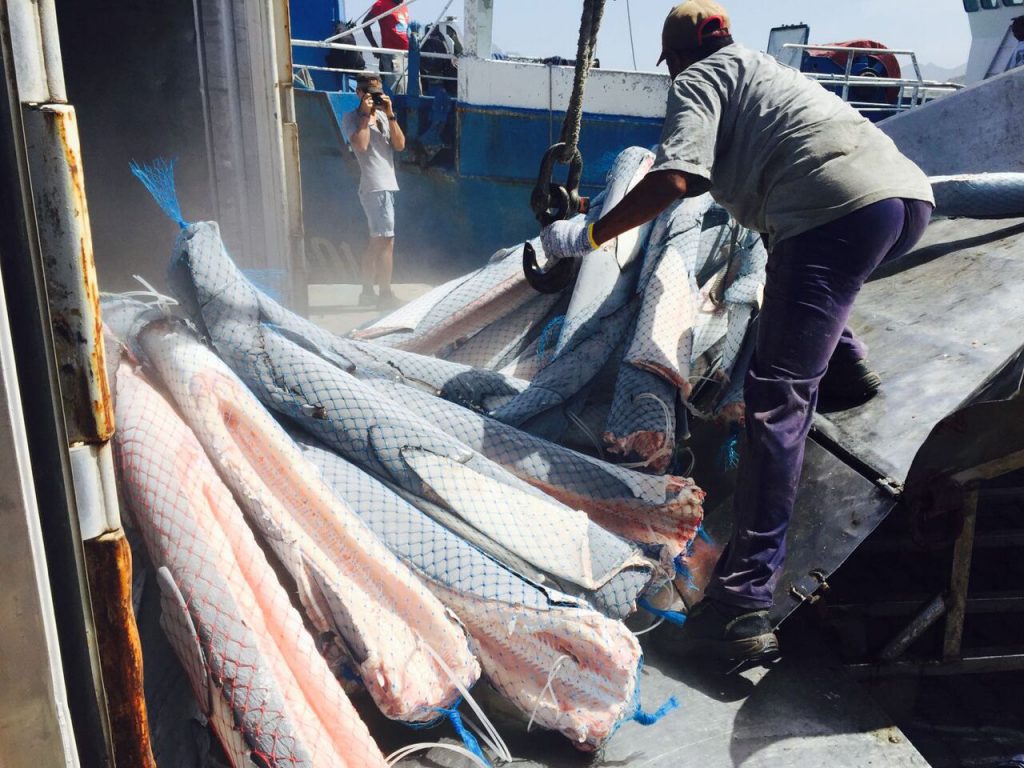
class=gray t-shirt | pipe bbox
[342,109,400,194]
[652,43,934,247]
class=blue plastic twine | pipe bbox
[716,421,742,470]
[129,158,187,229]
[696,523,714,545]
[673,557,698,591]
[339,665,361,683]
[407,700,489,766]
[442,706,488,765]
[632,695,680,726]
[637,597,688,627]
[536,314,565,362]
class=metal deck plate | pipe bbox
[817,215,1024,483]
[391,630,928,767]
[699,438,898,626]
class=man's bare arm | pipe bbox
[389,117,406,151]
[349,94,375,152]
[380,94,405,151]
[591,169,706,245]
[363,9,379,49]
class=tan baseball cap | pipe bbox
[657,0,732,64]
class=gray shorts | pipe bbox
[359,190,396,238]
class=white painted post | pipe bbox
[463,0,493,59]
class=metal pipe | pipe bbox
[418,0,457,44]
[293,62,455,80]
[35,0,66,102]
[783,43,926,56]
[849,653,1024,679]
[405,32,420,137]
[828,593,1024,617]
[879,593,948,662]
[799,72,961,89]
[943,486,979,661]
[292,38,455,60]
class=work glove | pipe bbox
[540,219,599,263]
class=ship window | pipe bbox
[1004,0,1024,6]
[962,0,979,8]
[980,0,1000,8]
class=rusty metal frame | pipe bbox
[942,486,978,661]
[856,466,1024,677]
[1,1,156,764]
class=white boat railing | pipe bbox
[291,39,458,92]
[783,43,963,112]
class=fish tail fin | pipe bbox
[130,158,187,228]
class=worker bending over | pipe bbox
[541,0,934,670]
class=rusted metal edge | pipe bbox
[22,103,113,445]
[83,531,157,768]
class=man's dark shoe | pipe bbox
[376,290,401,310]
[357,286,377,307]
[672,599,780,674]
[818,355,881,410]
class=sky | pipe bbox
[383,0,973,72]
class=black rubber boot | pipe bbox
[672,599,781,674]
[818,354,881,411]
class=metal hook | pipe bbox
[523,241,580,294]
[523,142,588,292]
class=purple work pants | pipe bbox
[706,197,933,610]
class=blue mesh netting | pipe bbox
[130,158,186,228]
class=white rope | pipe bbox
[635,391,672,434]
[460,715,508,765]
[100,281,178,315]
[633,616,666,636]
[422,643,512,763]
[386,742,489,767]
[614,392,675,469]
[677,446,696,477]
[618,446,672,470]
[526,654,570,733]
[567,411,605,459]
[631,580,674,637]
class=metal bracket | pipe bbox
[790,569,831,605]
[877,476,904,498]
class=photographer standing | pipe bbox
[342,74,406,309]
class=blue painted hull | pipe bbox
[296,88,663,282]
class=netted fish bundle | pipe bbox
[110,348,388,768]
[294,432,665,749]
[115,154,702,762]
[359,147,768,473]
[111,307,480,724]
[166,221,656,621]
